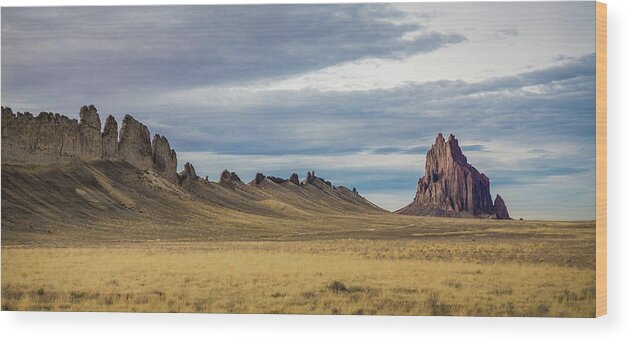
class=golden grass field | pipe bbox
[2,223,595,316]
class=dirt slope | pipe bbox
[1,160,386,244]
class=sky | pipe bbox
[1,3,596,220]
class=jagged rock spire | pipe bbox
[102,115,118,160]
[289,173,300,185]
[118,114,153,170]
[152,134,178,183]
[178,162,198,188]
[493,194,510,219]
[398,133,508,218]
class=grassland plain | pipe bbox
[1,162,596,316]
[1,220,596,317]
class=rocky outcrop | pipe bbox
[267,176,288,184]
[397,133,509,218]
[301,171,333,187]
[79,105,101,130]
[303,171,316,185]
[250,173,267,186]
[118,114,153,171]
[219,169,242,188]
[493,194,510,219]
[289,173,300,186]
[102,115,119,160]
[2,105,187,183]
[1,106,103,164]
[178,162,198,188]
[78,105,103,161]
[151,134,178,183]
[220,169,241,183]
[250,172,307,186]
[2,105,383,209]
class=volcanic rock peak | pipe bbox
[397,133,510,219]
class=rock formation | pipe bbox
[78,105,103,161]
[250,173,267,186]
[2,105,187,183]
[178,162,198,188]
[250,173,301,185]
[493,194,510,219]
[219,169,242,188]
[267,176,288,184]
[397,133,509,218]
[289,173,300,185]
[2,105,380,207]
[151,134,178,183]
[220,169,241,183]
[1,106,103,164]
[118,114,153,171]
[102,115,119,160]
[301,171,333,187]
[303,171,315,185]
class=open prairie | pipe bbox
[2,217,595,316]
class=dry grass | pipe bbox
[1,239,595,316]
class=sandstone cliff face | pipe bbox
[397,133,509,218]
[118,114,153,171]
[151,134,178,183]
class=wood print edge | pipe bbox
[595,1,607,318]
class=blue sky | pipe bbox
[1,3,596,220]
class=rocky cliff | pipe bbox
[151,134,178,183]
[289,173,300,186]
[102,115,119,160]
[397,133,510,219]
[118,114,153,171]
[178,162,198,189]
[219,169,242,189]
[1,105,179,183]
[1,105,103,164]
[2,104,377,212]
[493,194,510,219]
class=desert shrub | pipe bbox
[442,279,463,289]
[392,287,419,294]
[327,281,347,293]
[557,288,579,303]
[426,292,450,316]
[491,287,513,296]
[502,301,516,316]
[301,291,316,299]
[528,304,551,317]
